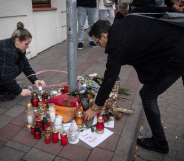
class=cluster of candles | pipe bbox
[25,84,106,147]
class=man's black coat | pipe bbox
[95,13,184,106]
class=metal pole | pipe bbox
[66,0,77,93]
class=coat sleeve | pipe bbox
[164,0,174,7]
[1,52,22,95]
[22,56,38,84]
[95,48,123,106]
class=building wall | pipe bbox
[0,0,99,59]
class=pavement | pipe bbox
[0,31,183,161]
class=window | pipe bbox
[32,0,51,8]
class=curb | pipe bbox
[112,100,144,161]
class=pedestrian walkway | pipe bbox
[0,31,183,161]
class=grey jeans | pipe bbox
[77,7,96,43]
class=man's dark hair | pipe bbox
[89,20,111,39]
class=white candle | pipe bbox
[28,115,33,124]
[50,112,56,122]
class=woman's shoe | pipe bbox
[0,92,15,102]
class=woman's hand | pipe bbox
[178,7,183,13]
[35,80,46,88]
[20,89,31,97]
[84,103,99,120]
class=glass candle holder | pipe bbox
[96,114,104,134]
[46,117,51,126]
[64,85,68,93]
[68,120,79,144]
[75,109,84,128]
[60,131,67,146]
[24,102,35,129]
[31,92,39,107]
[52,128,59,143]
[36,118,42,128]
[45,133,51,144]
[39,111,46,120]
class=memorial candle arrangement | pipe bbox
[31,92,39,107]
[24,102,35,128]
[96,114,104,134]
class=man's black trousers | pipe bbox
[139,39,184,142]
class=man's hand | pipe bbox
[20,89,31,97]
[35,80,46,88]
[178,7,183,13]
[84,103,99,120]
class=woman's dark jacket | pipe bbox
[95,14,184,106]
[0,38,38,95]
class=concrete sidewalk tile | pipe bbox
[5,140,31,153]
[11,129,38,147]
[0,124,22,142]
[176,151,184,160]
[119,114,128,122]
[97,134,120,151]
[54,156,71,161]
[18,96,32,106]
[0,146,25,161]
[0,107,8,115]
[10,112,25,127]
[0,99,21,109]
[58,144,91,161]
[4,104,25,118]
[107,121,125,135]
[23,148,55,161]
[76,140,93,150]
[34,136,63,155]
[88,147,113,161]
[0,140,6,148]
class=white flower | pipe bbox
[80,90,85,93]
[83,84,86,87]
[93,73,98,76]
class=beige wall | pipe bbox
[0,0,99,59]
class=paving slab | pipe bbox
[22,148,56,161]
[0,98,22,109]
[10,112,25,127]
[58,144,91,161]
[34,136,63,155]
[0,107,8,115]
[0,114,14,129]
[11,129,39,147]
[0,140,6,148]
[87,147,113,161]
[54,156,71,161]
[4,104,25,118]
[0,146,25,161]
[0,124,22,142]
[5,140,31,153]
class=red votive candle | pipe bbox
[34,124,41,139]
[36,118,42,128]
[31,123,36,135]
[45,133,51,144]
[45,127,50,134]
[64,85,68,93]
[46,117,50,126]
[42,117,48,132]
[60,131,67,146]
[52,128,59,143]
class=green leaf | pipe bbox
[84,123,89,128]
[79,129,84,132]
[91,127,95,133]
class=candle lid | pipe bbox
[58,85,62,88]
[32,92,38,99]
[46,127,50,131]
[97,114,104,123]
[52,128,59,133]
[76,109,83,117]
[40,106,45,112]
[33,107,38,113]
[64,85,68,87]
[38,102,43,107]
[34,124,41,132]
[45,133,50,138]
[42,117,48,125]
[36,118,42,122]
[26,102,33,111]
[31,123,36,128]
[50,86,54,90]
[60,131,67,136]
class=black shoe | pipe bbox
[137,137,169,154]
[78,42,83,49]
[89,41,97,48]
[0,92,15,102]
